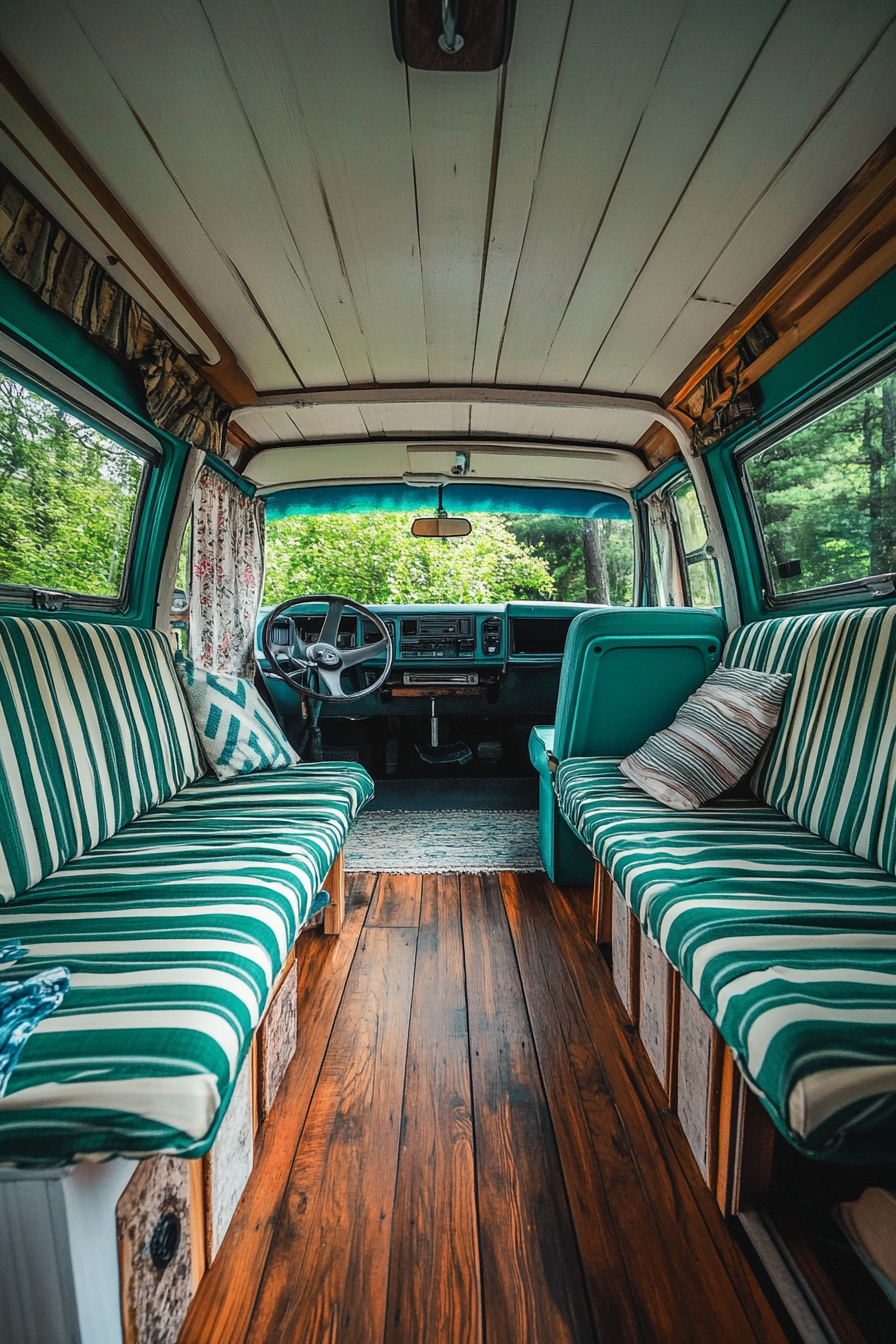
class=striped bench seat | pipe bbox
[0,617,374,1166]
[556,757,896,1157]
[555,607,896,1161]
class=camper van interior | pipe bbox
[1,2,896,1341]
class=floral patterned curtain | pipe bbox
[188,466,265,677]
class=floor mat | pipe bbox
[344,809,543,873]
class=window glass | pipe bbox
[744,371,896,597]
[671,480,720,607]
[264,512,634,605]
[0,373,146,600]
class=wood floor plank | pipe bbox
[546,878,788,1344]
[179,873,377,1344]
[384,874,482,1344]
[243,923,418,1344]
[366,872,423,927]
[460,872,594,1344]
[501,871,651,1343]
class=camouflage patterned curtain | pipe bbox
[679,319,776,454]
[0,179,230,456]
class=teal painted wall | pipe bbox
[0,267,190,628]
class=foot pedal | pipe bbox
[385,737,399,775]
[416,741,473,766]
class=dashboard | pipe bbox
[257,600,595,718]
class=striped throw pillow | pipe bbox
[175,656,300,781]
[618,665,790,811]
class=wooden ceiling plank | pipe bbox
[56,0,348,388]
[628,297,738,397]
[261,0,429,386]
[469,401,542,439]
[286,403,370,441]
[199,0,380,386]
[494,0,687,387]
[679,28,896,382]
[0,17,293,394]
[538,0,785,390]
[665,129,896,408]
[469,0,573,385]
[408,68,500,382]
[586,0,896,395]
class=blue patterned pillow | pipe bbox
[175,656,300,780]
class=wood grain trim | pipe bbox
[737,229,896,393]
[188,1159,207,1289]
[666,129,896,411]
[627,909,641,1026]
[665,968,681,1110]
[593,863,614,944]
[714,1045,741,1216]
[0,52,256,408]
[323,849,345,936]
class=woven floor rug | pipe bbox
[344,809,543,874]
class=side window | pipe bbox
[671,480,721,608]
[743,370,896,600]
[0,370,148,605]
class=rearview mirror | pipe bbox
[411,516,472,538]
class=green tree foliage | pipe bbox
[265,511,562,604]
[746,373,896,593]
[0,376,143,595]
[502,515,633,603]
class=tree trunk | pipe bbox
[865,399,885,576]
[582,517,609,603]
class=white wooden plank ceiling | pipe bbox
[2,0,895,426]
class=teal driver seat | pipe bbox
[529,606,725,883]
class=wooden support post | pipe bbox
[714,1046,776,1217]
[665,968,681,1110]
[188,1161,206,1290]
[611,884,641,1023]
[592,863,613,944]
[322,849,345,936]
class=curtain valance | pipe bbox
[0,179,230,456]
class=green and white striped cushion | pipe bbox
[0,618,204,901]
[725,607,896,876]
[0,762,374,1166]
[555,757,896,1157]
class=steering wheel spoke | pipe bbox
[319,598,345,648]
[317,664,346,698]
[341,638,388,667]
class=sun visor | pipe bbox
[263,482,631,521]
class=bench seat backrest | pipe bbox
[0,617,204,900]
[724,606,896,877]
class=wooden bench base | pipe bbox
[593,863,775,1217]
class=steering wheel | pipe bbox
[261,594,393,702]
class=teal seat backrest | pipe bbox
[0,617,204,900]
[553,606,725,761]
[725,606,896,877]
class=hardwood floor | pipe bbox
[180,872,788,1344]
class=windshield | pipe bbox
[264,511,633,605]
